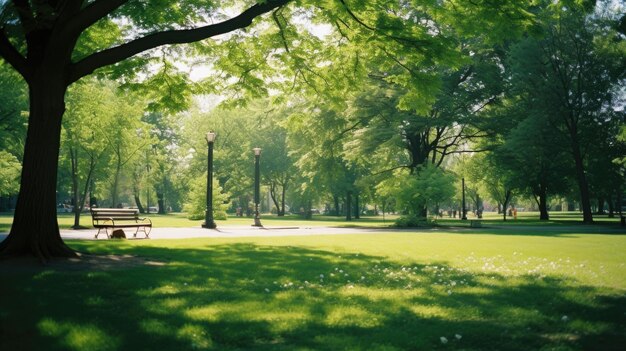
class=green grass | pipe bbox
[1,226,626,350]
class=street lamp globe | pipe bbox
[206,131,216,144]
[253,147,262,156]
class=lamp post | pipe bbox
[252,147,263,227]
[202,131,217,229]
[461,177,468,220]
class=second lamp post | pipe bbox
[202,131,217,229]
[252,147,263,227]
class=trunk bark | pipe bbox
[354,193,360,219]
[0,78,76,260]
[596,198,605,215]
[157,193,165,214]
[608,194,615,218]
[334,195,340,217]
[502,190,512,222]
[571,139,593,223]
[538,185,549,221]
[269,182,281,216]
[111,149,122,208]
[346,191,352,221]
[280,182,287,217]
[70,146,81,228]
[134,193,145,214]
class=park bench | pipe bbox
[91,208,152,239]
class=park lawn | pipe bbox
[1,229,626,350]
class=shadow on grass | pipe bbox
[1,242,625,350]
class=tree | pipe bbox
[0,0,293,259]
[61,79,113,227]
[466,153,516,221]
[376,163,455,217]
[183,176,229,221]
[506,5,625,223]
[0,0,540,259]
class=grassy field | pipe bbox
[1,223,625,350]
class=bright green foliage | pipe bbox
[183,176,229,220]
[60,79,148,212]
[0,150,20,196]
[377,163,455,216]
[0,61,27,158]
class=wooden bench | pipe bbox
[91,208,152,239]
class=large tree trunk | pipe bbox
[538,185,549,221]
[346,191,352,221]
[69,146,81,228]
[607,194,615,218]
[280,182,287,217]
[571,137,593,223]
[502,190,512,222]
[111,149,122,208]
[0,78,76,260]
[134,193,145,214]
[596,198,605,215]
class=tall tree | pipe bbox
[0,0,293,259]
[0,0,539,259]
[506,5,625,223]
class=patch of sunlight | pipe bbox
[185,305,222,322]
[407,305,457,320]
[339,286,427,301]
[498,307,544,324]
[142,284,181,296]
[185,301,310,332]
[38,318,119,351]
[144,297,188,315]
[324,305,382,328]
[177,324,213,350]
[140,319,171,336]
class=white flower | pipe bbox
[447,290,452,295]
[440,337,448,344]
[339,270,344,273]
[561,315,569,322]
[320,274,324,278]
[361,276,365,280]
[264,288,270,293]
[455,334,462,340]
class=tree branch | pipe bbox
[70,0,291,83]
[63,0,129,36]
[0,27,30,79]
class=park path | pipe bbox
[1,224,623,242]
[0,226,422,242]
